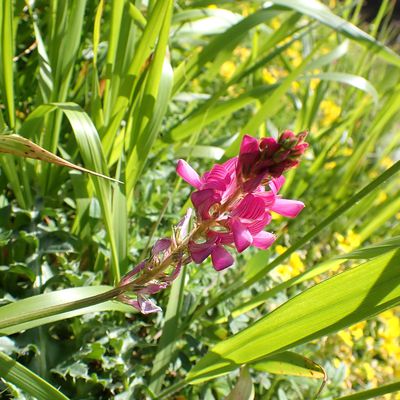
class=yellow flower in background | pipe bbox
[271,17,281,30]
[275,245,287,255]
[286,47,302,67]
[291,81,300,93]
[338,330,354,347]
[362,362,376,383]
[375,190,388,205]
[324,161,337,170]
[275,250,305,280]
[320,99,341,126]
[219,61,236,80]
[234,46,250,61]
[207,4,217,9]
[381,156,394,169]
[335,230,361,253]
[289,252,305,275]
[349,321,366,340]
[262,68,277,84]
[342,147,353,156]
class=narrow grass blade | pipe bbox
[300,72,379,104]
[149,270,186,394]
[271,0,400,67]
[0,286,129,334]
[0,352,69,400]
[336,381,400,400]
[0,134,120,183]
[252,351,326,380]
[187,250,400,383]
[225,367,254,400]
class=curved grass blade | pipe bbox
[300,72,379,104]
[271,0,400,67]
[336,381,400,400]
[0,351,69,400]
[186,250,400,384]
[0,134,120,183]
[0,286,132,335]
[252,351,326,380]
[225,367,254,400]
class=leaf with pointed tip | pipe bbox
[0,134,121,183]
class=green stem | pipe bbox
[0,286,125,330]
[158,379,188,399]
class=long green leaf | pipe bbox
[0,351,69,400]
[336,381,400,400]
[0,134,119,182]
[271,0,400,67]
[187,250,400,383]
[252,351,325,380]
[0,286,130,335]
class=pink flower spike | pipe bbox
[176,159,202,189]
[252,231,276,249]
[271,198,305,218]
[211,245,234,270]
[231,218,253,252]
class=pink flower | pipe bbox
[237,131,309,190]
[176,132,307,271]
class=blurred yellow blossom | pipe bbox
[342,147,353,156]
[219,61,236,80]
[320,99,341,126]
[381,156,394,169]
[335,230,361,253]
[349,321,366,340]
[324,161,337,170]
[275,252,305,280]
[375,191,388,205]
[207,4,217,8]
[234,46,250,61]
[275,245,287,255]
[271,17,281,30]
[338,330,354,347]
[362,362,376,383]
[262,68,277,84]
[291,81,300,92]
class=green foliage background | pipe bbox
[0,0,399,399]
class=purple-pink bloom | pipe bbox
[177,132,307,270]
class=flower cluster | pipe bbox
[118,131,307,313]
[177,131,307,271]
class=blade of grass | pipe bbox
[0,352,69,400]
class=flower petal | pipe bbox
[247,213,272,235]
[231,218,253,252]
[189,240,216,264]
[137,295,162,314]
[271,198,305,218]
[238,135,260,176]
[211,245,234,271]
[176,159,202,189]
[252,231,276,249]
[191,189,221,220]
[269,175,285,194]
[152,238,171,257]
[232,194,265,221]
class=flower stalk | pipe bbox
[117,131,308,314]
